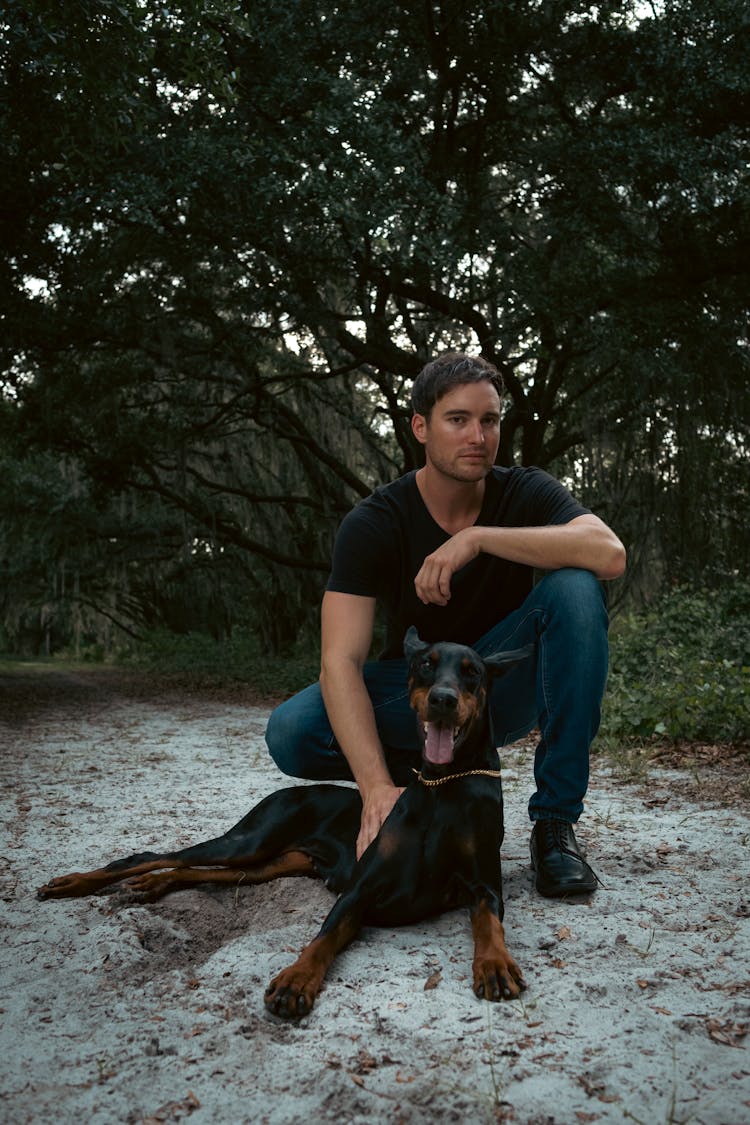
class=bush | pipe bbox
[126,587,750,743]
[127,628,321,699]
[601,584,750,745]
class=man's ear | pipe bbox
[484,643,535,677]
[404,625,428,659]
[411,413,427,445]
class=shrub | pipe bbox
[127,628,320,699]
[600,584,750,744]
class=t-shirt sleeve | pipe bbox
[514,468,591,526]
[326,500,395,597]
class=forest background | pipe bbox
[1,0,748,746]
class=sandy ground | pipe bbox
[1,667,749,1125]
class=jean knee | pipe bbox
[536,567,607,627]
[265,699,305,775]
[264,681,336,778]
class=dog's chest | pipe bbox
[361,803,501,926]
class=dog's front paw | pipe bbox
[265,965,322,1020]
[473,951,526,1001]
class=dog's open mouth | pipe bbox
[422,721,462,765]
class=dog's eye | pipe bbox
[418,657,433,675]
[463,667,482,685]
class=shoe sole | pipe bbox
[531,849,598,897]
[534,874,597,897]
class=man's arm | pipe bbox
[414,514,626,606]
[319,590,404,858]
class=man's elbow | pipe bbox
[319,652,364,692]
[596,539,627,581]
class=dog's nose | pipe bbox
[428,687,459,712]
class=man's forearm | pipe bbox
[414,515,625,607]
[319,658,403,858]
[319,659,393,794]
[473,518,626,580]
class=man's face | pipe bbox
[412,381,501,482]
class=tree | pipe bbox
[1,0,748,651]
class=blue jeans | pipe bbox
[265,568,609,823]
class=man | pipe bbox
[266,352,626,896]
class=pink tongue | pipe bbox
[425,723,455,765]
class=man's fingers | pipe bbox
[356,786,405,859]
[414,529,479,605]
[356,804,384,859]
[415,560,451,606]
[438,564,452,599]
[356,820,377,860]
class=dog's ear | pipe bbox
[483,643,535,677]
[404,625,428,659]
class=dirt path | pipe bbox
[1,667,748,1124]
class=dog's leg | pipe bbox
[38,787,346,900]
[470,896,525,1001]
[125,850,317,900]
[37,844,321,900]
[37,834,262,899]
[264,890,364,1019]
[37,852,190,899]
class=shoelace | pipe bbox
[537,821,581,858]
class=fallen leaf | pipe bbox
[352,1049,378,1074]
[424,970,442,991]
[706,1019,748,1048]
[141,1090,200,1123]
[577,1074,620,1104]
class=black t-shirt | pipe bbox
[326,466,590,658]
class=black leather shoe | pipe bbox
[530,820,598,897]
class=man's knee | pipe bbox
[265,698,308,776]
[264,684,340,779]
[535,567,608,627]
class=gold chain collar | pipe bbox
[412,767,502,787]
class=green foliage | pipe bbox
[601,584,750,744]
[128,628,320,698]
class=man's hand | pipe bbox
[357,783,404,859]
[414,527,480,606]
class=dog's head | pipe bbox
[404,626,533,767]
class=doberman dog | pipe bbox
[38,627,532,1019]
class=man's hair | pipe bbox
[411,352,504,418]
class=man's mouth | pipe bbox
[422,722,461,765]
